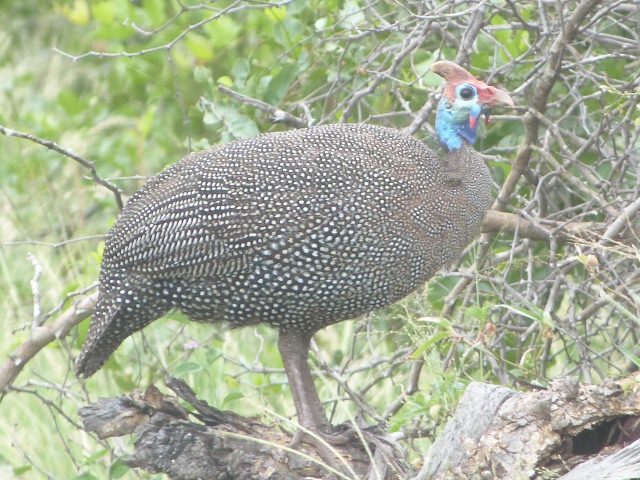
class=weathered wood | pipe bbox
[421,382,516,478]
[420,376,640,480]
[79,378,410,480]
[557,438,640,480]
[80,377,640,479]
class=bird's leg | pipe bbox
[279,329,357,478]
[278,329,331,434]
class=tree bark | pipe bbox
[421,376,640,480]
[79,376,640,479]
[79,377,410,480]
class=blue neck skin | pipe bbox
[435,96,483,152]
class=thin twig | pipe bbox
[217,86,310,128]
[0,124,123,210]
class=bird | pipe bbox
[76,61,513,436]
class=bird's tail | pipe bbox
[76,282,169,378]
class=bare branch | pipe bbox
[481,210,611,243]
[0,124,123,210]
[217,86,310,128]
[0,293,97,395]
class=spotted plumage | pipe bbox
[77,61,513,434]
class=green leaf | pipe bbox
[12,465,32,475]
[137,105,158,139]
[272,21,289,48]
[185,34,214,62]
[173,362,203,377]
[339,0,366,29]
[202,15,240,48]
[91,1,115,23]
[315,17,328,30]
[224,375,240,390]
[417,316,452,329]
[265,6,287,22]
[206,347,222,364]
[617,346,640,369]
[84,448,108,465]
[411,331,452,359]
[215,105,260,138]
[231,58,251,89]
[264,64,299,104]
[194,65,213,84]
[61,0,90,25]
[58,90,88,115]
[217,76,233,88]
[72,473,97,480]
[223,392,244,406]
[465,305,488,323]
[499,303,555,329]
[109,458,129,479]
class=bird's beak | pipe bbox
[480,86,514,109]
[476,86,514,128]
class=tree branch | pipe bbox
[0,124,124,210]
[216,86,310,128]
[0,293,97,395]
[481,210,614,243]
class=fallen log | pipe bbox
[79,376,640,479]
[422,376,640,479]
[79,377,410,479]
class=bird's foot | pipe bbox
[289,425,361,479]
[290,417,382,448]
[288,421,389,478]
[289,422,353,448]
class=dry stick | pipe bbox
[0,124,124,210]
[382,359,423,421]
[339,19,433,123]
[0,293,98,395]
[381,207,612,420]
[601,195,640,243]
[509,211,640,377]
[481,210,608,242]
[51,0,274,62]
[442,0,603,317]
[537,118,618,218]
[453,2,487,66]
[28,254,44,329]
[167,51,193,152]
[0,126,119,392]
[573,269,640,333]
[217,86,309,129]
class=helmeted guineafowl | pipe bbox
[76,61,513,435]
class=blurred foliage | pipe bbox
[0,0,639,478]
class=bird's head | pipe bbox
[431,61,514,151]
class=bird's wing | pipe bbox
[102,156,260,278]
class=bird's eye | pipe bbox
[459,86,475,100]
